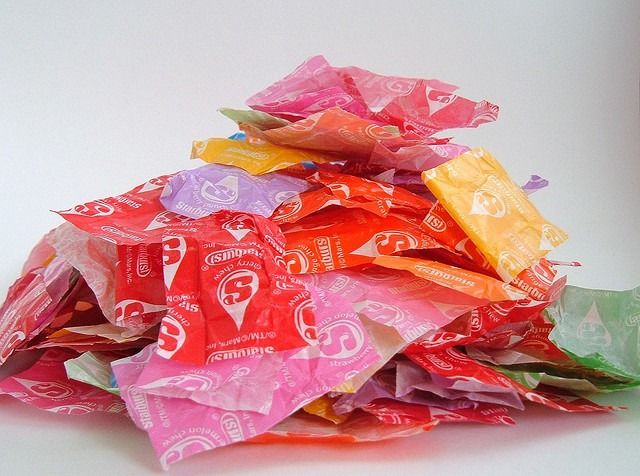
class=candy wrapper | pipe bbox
[158,211,316,364]
[546,285,640,385]
[422,148,568,282]
[160,163,310,219]
[0,348,126,414]
[1,55,638,470]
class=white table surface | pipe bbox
[1,1,639,474]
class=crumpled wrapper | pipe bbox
[546,285,640,385]
[0,55,637,470]
[422,148,568,281]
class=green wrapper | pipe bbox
[64,352,120,395]
[545,285,640,386]
[218,108,290,130]
[496,367,620,393]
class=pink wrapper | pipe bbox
[134,346,282,414]
[375,80,499,138]
[0,348,126,415]
[0,256,75,364]
[394,359,524,409]
[247,55,459,123]
[307,265,487,343]
[112,282,379,468]
[369,141,470,172]
[247,55,372,121]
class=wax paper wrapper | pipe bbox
[158,211,316,364]
[272,168,433,225]
[1,55,639,471]
[56,174,183,245]
[241,108,401,159]
[55,177,177,330]
[394,359,524,409]
[421,201,561,302]
[254,410,437,443]
[412,273,565,354]
[246,55,497,137]
[369,141,470,173]
[32,322,156,351]
[331,360,522,419]
[113,283,379,469]
[360,399,514,426]
[0,348,126,414]
[126,343,281,413]
[546,285,640,385]
[49,223,119,324]
[281,207,440,273]
[219,107,290,130]
[464,311,575,367]
[404,346,614,412]
[422,148,568,282]
[522,175,549,195]
[305,264,499,343]
[191,137,334,175]
[0,255,76,364]
[20,229,56,273]
[160,163,310,219]
[64,351,123,395]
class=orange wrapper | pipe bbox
[241,107,401,159]
[372,255,526,302]
[281,207,440,274]
[422,148,568,282]
[311,169,433,211]
[272,186,389,224]
[421,202,560,301]
[272,169,433,224]
[251,410,436,444]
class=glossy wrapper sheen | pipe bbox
[0,55,638,470]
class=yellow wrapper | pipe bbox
[191,138,333,175]
[303,396,348,424]
[422,148,568,282]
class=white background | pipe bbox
[0,1,639,474]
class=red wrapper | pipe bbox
[56,174,186,245]
[362,399,514,425]
[272,169,433,225]
[0,348,126,415]
[114,243,166,329]
[374,80,499,138]
[281,207,440,274]
[405,346,614,413]
[158,211,316,364]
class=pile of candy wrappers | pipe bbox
[1,56,639,470]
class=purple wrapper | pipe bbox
[160,163,310,219]
[521,174,549,195]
